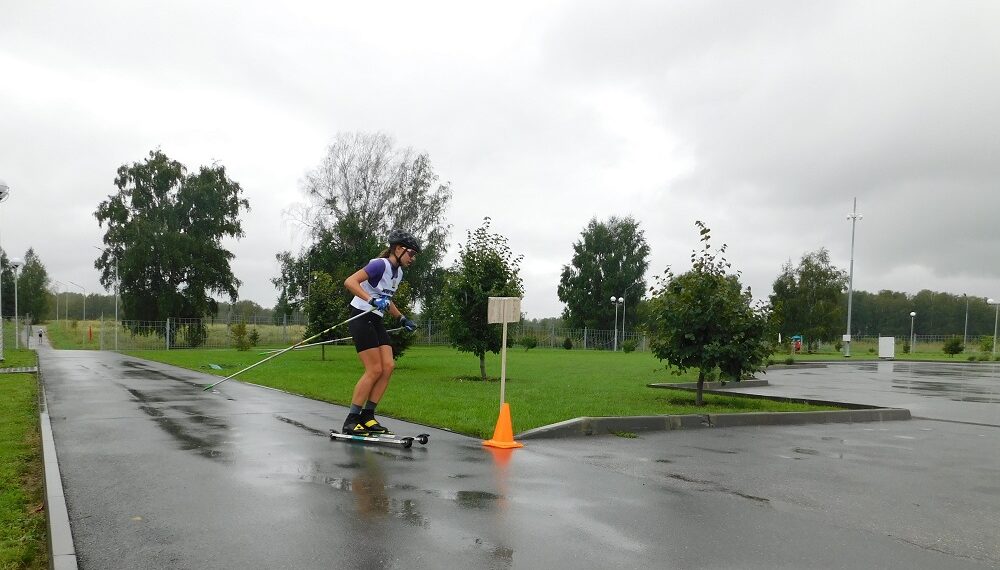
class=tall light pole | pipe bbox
[622,282,639,350]
[0,179,9,361]
[909,311,917,356]
[11,258,22,349]
[963,294,969,349]
[610,296,622,351]
[53,280,63,326]
[844,198,863,357]
[69,281,86,322]
[988,299,999,357]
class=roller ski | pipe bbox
[332,413,429,448]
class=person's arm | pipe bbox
[344,269,373,302]
[387,302,402,320]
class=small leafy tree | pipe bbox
[942,336,964,357]
[520,336,538,351]
[248,327,260,347]
[646,222,771,405]
[562,337,573,350]
[230,322,250,351]
[442,218,524,380]
[304,272,348,358]
[979,336,994,353]
[183,322,207,348]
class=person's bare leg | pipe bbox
[351,348,384,405]
[367,345,395,404]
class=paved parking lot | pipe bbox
[41,350,1000,569]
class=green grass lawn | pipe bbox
[1,349,38,369]
[128,345,840,438]
[0,349,46,569]
[41,321,100,351]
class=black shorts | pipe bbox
[348,307,390,352]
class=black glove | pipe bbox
[400,315,417,332]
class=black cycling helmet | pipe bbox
[387,228,422,253]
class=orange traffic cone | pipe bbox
[483,402,524,449]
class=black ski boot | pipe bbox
[342,413,370,436]
[360,411,393,435]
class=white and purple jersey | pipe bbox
[350,257,402,316]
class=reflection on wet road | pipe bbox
[734,360,1000,425]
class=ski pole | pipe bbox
[203,308,374,391]
[257,326,406,354]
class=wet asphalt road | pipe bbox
[40,347,999,569]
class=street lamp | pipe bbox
[69,281,86,321]
[610,296,622,351]
[988,299,999,357]
[0,179,8,361]
[11,258,22,349]
[909,311,916,356]
[963,294,970,349]
[53,280,63,326]
[622,282,639,351]
[844,198,863,357]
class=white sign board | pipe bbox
[487,297,522,406]
[878,336,896,359]
[488,297,522,324]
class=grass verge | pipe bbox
[127,345,840,438]
[0,359,46,569]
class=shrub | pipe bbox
[520,336,538,351]
[942,336,964,357]
[967,355,977,361]
[183,322,207,348]
[867,347,876,354]
[834,340,843,352]
[784,357,795,365]
[248,328,260,347]
[980,336,994,353]
[622,339,637,353]
[230,322,250,351]
[902,342,910,354]
[563,337,573,350]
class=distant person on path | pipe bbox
[341,229,420,436]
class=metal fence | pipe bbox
[83,315,651,351]
[80,314,993,353]
[89,317,309,350]
[344,319,649,351]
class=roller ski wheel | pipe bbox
[368,432,430,445]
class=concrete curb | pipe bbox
[518,379,911,439]
[517,408,911,439]
[651,379,771,390]
[38,368,79,569]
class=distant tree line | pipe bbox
[846,290,995,338]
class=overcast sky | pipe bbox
[2,1,998,319]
